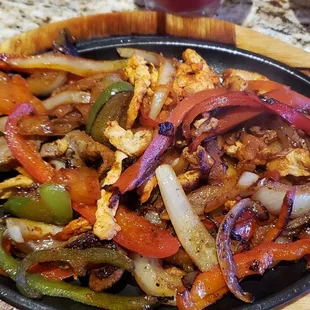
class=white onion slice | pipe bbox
[27,71,68,97]
[252,180,310,218]
[117,47,161,66]
[157,59,176,85]
[149,86,169,120]
[2,53,127,77]
[156,164,217,271]
[237,171,259,188]
[131,253,182,304]
[43,90,91,111]
[6,218,62,243]
[149,59,176,120]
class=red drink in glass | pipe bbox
[144,0,220,16]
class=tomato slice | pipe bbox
[114,206,180,258]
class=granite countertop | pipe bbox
[0,0,309,52]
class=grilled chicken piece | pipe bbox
[93,189,120,240]
[178,170,201,192]
[104,121,152,157]
[102,151,128,186]
[222,69,268,91]
[40,130,115,174]
[182,146,214,167]
[223,69,269,81]
[173,49,219,99]
[138,176,158,203]
[267,148,310,177]
[224,133,277,171]
[125,54,151,128]
[55,217,92,241]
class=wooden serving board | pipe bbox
[0,10,309,310]
[0,11,309,71]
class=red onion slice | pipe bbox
[216,198,254,303]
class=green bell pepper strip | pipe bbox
[0,226,161,310]
[3,196,32,216]
[90,91,133,144]
[16,247,134,298]
[3,183,72,225]
[86,81,133,136]
[39,183,72,224]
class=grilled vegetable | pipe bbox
[156,164,218,271]
[0,226,161,310]
[5,104,55,183]
[16,247,134,298]
[114,205,180,258]
[4,183,72,225]
[86,81,133,144]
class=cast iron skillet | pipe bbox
[1,35,310,310]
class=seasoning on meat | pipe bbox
[104,121,152,156]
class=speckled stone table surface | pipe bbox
[0,0,309,310]
[0,0,309,51]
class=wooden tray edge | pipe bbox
[0,11,309,68]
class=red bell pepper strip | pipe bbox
[5,103,54,183]
[168,89,229,126]
[113,89,228,194]
[72,203,97,225]
[264,88,310,111]
[265,187,296,242]
[260,96,310,133]
[182,92,264,137]
[113,206,180,258]
[178,287,229,310]
[72,203,180,258]
[191,88,310,150]
[176,238,310,310]
[190,107,263,151]
[139,106,160,127]
[29,264,74,281]
[53,167,101,205]
[182,92,262,139]
[115,89,310,193]
[183,91,310,145]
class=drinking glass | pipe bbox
[138,0,221,16]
